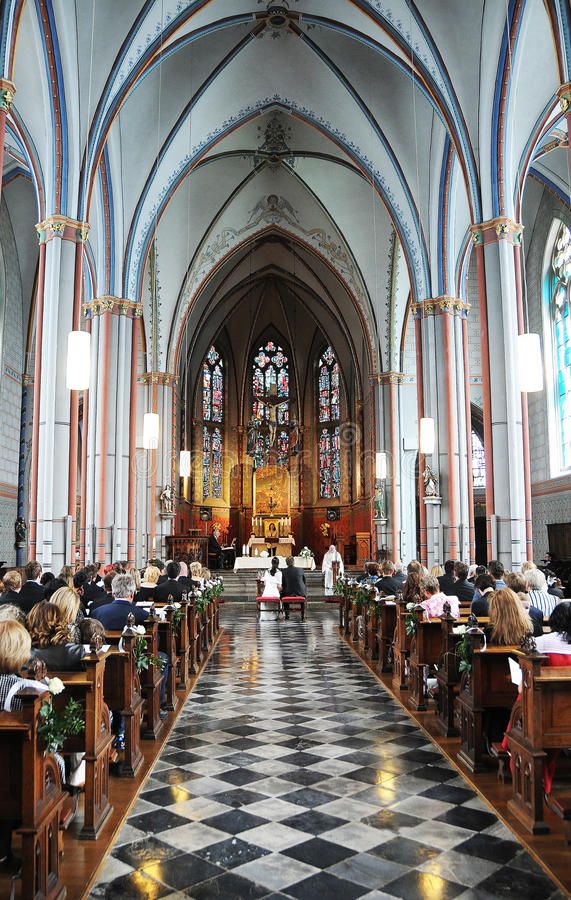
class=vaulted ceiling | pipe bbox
[1,0,570,375]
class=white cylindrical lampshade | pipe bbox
[419,417,435,455]
[517,333,544,393]
[375,451,387,480]
[143,412,160,450]
[179,450,191,477]
[66,331,91,390]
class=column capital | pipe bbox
[470,217,523,246]
[557,82,571,113]
[0,79,15,113]
[139,371,180,387]
[412,296,470,317]
[36,215,90,244]
[369,371,415,385]
[83,296,143,319]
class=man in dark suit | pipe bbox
[375,561,402,596]
[281,556,306,620]
[208,529,223,570]
[453,561,475,602]
[438,560,457,596]
[16,560,45,613]
[92,573,149,629]
[154,561,185,603]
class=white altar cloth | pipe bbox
[234,556,316,572]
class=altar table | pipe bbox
[234,556,316,572]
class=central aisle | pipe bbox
[91,608,561,899]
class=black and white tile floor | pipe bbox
[90,607,565,900]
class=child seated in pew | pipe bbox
[420,575,460,619]
[79,617,106,646]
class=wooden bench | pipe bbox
[281,596,307,621]
[457,643,519,773]
[507,649,571,835]
[435,615,490,737]
[376,597,397,672]
[102,634,144,778]
[392,596,410,690]
[256,597,282,620]
[49,652,114,839]
[0,689,67,900]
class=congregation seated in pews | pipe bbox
[331,555,571,837]
[0,554,223,894]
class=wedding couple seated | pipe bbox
[256,556,306,621]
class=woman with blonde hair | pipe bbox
[487,588,533,646]
[138,565,160,602]
[28,602,85,671]
[59,565,75,589]
[189,561,203,587]
[430,564,444,578]
[0,570,22,606]
[50,586,84,643]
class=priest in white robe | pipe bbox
[322,544,344,595]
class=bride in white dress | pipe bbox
[260,557,282,618]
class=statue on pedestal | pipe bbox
[159,484,174,516]
[423,464,439,498]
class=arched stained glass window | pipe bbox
[319,427,341,499]
[471,431,486,490]
[202,346,224,499]
[202,346,223,423]
[552,223,571,470]
[251,341,290,469]
[319,346,340,422]
[317,347,341,499]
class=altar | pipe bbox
[234,555,315,572]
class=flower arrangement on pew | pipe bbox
[299,547,314,560]
[130,625,167,674]
[165,599,183,635]
[405,602,419,637]
[37,677,85,754]
[333,574,355,601]
[194,577,224,614]
[355,582,378,608]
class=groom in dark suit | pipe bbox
[281,556,306,620]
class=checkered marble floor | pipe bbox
[90,607,564,900]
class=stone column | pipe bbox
[373,372,417,563]
[83,297,142,564]
[140,371,179,562]
[414,298,471,567]
[31,216,89,570]
[470,220,528,568]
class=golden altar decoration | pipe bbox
[251,466,292,552]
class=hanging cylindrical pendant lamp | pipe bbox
[419,417,435,455]
[66,331,91,390]
[375,451,387,481]
[517,333,543,393]
[143,412,160,450]
[179,450,191,477]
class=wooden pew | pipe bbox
[408,605,443,711]
[188,596,202,674]
[0,689,67,900]
[507,649,571,835]
[49,651,114,839]
[101,634,144,778]
[457,643,519,773]
[376,597,397,673]
[392,596,410,690]
[104,620,163,742]
[157,608,181,713]
[435,614,490,737]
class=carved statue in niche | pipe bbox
[423,464,439,498]
[159,484,174,515]
[289,419,300,456]
[15,516,27,544]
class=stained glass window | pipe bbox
[319,427,341,499]
[201,346,224,499]
[471,431,486,490]
[251,341,290,468]
[552,223,571,470]
[202,346,223,423]
[317,346,341,498]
